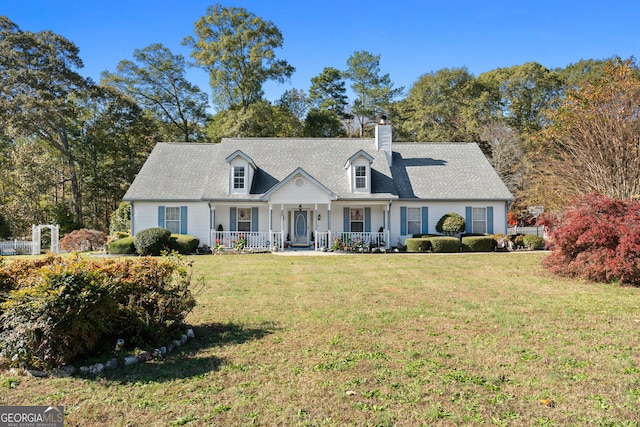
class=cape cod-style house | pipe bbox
[123,122,513,251]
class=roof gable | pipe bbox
[261,167,337,201]
[225,149,256,168]
[344,149,374,168]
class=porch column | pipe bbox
[269,204,273,248]
[314,204,318,250]
[209,203,215,246]
[280,203,285,249]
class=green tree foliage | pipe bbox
[276,88,308,122]
[0,16,90,224]
[109,202,131,235]
[396,67,488,142]
[71,85,157,230]
[0,213,10,239]
[207,100,301,142]
[102,43,210,142]
[345,51,403,136]
[303,109,346,137]
[556,58,607,90]
[0,18,155,234]
[184,4,294,111]
[0,140,60,235]
[478,62,561,136]
[309,67,348,117]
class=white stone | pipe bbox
[186,329,195,339]
[180,334,188,345]
[123,356,139,366]
[89,363,104,375]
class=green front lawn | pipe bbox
[2,252,639,426]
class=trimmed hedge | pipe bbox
[461,236,494,252]
[436,212,466,234]
[108,235,136,255]
[169,234,200,255]
[405,238,431,252]
[428,236,460,253]
[523,235,545,250]
[134,228,171,256]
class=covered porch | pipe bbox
[209,202,391,252]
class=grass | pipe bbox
[1,252,639,426]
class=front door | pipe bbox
[293,210,308,246]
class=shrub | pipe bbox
[169,234,200,254]
[428,236,460,253]
[108,236,136,255]
[461,236,494,252]
[522,235,545,250]
[134,228,171,256]
[405,238,431,252]
[109,202,131,235]
[0,254,199,369]
[59,228,107,252]
[435,212,465,235]
[542,193,640,286]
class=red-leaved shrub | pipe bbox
[542,193,640,286]
[59,228,107,252]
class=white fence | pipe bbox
[212,231,271,249]
[0,240,34,256]
[507,226,547,237]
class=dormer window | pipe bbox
[233,166,245,189]
[226,150,256,195]
[355,166,367,189]
[345,150,373,194]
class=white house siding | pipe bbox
[389,201,509,246]
[211,203,268,234]
[132,201,211,245]
[268,175,333,205]
[329,203,387,234]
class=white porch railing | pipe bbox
[0,240,34,256]
[210,230,390,252]
[211,231,271,249]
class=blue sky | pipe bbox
[4,0,639,108]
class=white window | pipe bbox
[355,165,367,189]
[165,207,180,234]
[407,207,421,235]
[350,208,364,232]
[472,207,487,234]
[237,208,252,232]
[233,166,245,189]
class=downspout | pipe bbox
[130,201,135,235]
[387,201,392,247]
[208,202,213,246]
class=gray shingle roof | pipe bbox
[123,138,513,202]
